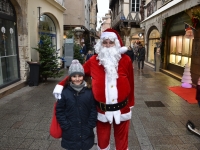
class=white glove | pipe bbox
[53,84,64,100]
[53,93,61,100]
[119,46,128,54]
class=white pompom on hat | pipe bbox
[68,59,84,77]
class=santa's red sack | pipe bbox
[50,102,62,138]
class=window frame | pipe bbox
[131,0,140,12]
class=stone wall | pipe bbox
[11,0,29,81]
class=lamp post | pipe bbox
[73,27,85,44]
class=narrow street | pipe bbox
[0,63,200,150]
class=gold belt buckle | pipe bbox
[99,102,106,112]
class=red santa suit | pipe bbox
[53,28,134,150]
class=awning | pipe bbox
[141,0,183,23]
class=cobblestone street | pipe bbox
[1,64,200,150]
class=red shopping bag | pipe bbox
[50,102,62,138]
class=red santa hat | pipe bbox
[100,28,127,53]
[101,28,124,47]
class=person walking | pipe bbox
[53,28,134,150]
[56,59,97,150]
[133,42,139,61]
[137,44,145,71]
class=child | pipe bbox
[56,59,97,150]
[196,77,200,107]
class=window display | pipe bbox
[39,15,57,48]
[169,36,192,67]
[0,13,20,88]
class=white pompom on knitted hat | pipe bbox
[68,59,84,76]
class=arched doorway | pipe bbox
[148,28,160,64]
[39,14,57,49]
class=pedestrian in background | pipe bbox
[56,59,97,150]
[86,50,93,61]
[137,44,145,71]
[125,46,134,62]
[133,42,139,61]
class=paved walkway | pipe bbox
[0,63,200,150]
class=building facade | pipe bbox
[140,0,200,84]
[0,0,65,93]
[109,0,144,47]
[63,0,92,43]
[100,11,112,32]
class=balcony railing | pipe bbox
[112,11,141,27]
[146,0,158,17]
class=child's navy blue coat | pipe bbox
[56,85,97,150]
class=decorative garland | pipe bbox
[191,9,200,29]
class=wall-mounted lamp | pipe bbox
[63,34,66,39]
[73,27,85,38]
[138,33,143,38]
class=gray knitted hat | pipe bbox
[68,59,84,77]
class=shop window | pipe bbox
[169,36,192,67]
[39,15,57,49]
[0,0,19,88]
[131,0,140,12]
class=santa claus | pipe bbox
[53,28,134,150]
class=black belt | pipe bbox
[96,98,128,112]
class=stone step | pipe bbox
[0,81,27,99]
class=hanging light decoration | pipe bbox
[184,27,194,39]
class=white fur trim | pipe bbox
[101,32,117,39]
[119,46,128,54]
[105,73,118,124]
[97,110,132,123]
[97,112,108,123]
[113,110,121,124]
[53,84,64,100]
[97,144,110,150]
[106,77,117,104]
[120,111,132,122]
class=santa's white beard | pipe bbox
[96,46,121,81]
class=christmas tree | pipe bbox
[33,35,64,81]
[181,63,192,88]
[73,43,84,64]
